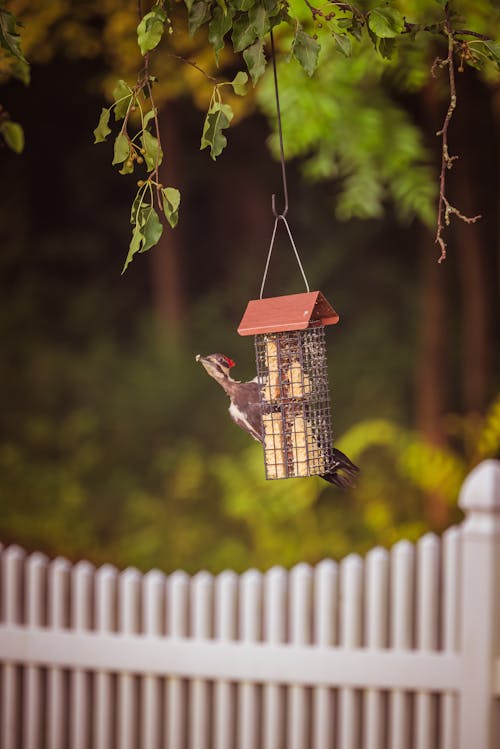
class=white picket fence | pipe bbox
[1,460,500,749]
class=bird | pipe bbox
[196,353,359,488]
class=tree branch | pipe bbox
[433,3,481,263]
[165,53,219,83]
[453,29,491,41]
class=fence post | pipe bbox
[458,459,500,749]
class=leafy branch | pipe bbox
[93,2,179,272]
[292,1,499,261]
[94,0,254,270]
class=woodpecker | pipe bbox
[196,353,359,488]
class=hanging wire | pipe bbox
[270,28,288,219]
[260,29,310,299]
[260,215,310,299]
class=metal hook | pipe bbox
[270,29,289,219]
[259,28,310,298]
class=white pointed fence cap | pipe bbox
[459,459,500,535]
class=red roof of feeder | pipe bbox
[238,291,339,336]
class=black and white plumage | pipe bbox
[196,353,359,488]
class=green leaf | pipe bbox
[0,120,24,153]
[232,13,258,53]
[189,1,213,37]
[208,6,234,62]
[350,18,363,41]
[130,189,145,224]
[262,0,280,17]
[483,40,500,67]
[379,36,395,59]
[123,205,163,272]
[93,107,112,143]
[140,207,163,252]
[248,4,268,35]
[137,6,167,55]
[112,132,130,165]
[243,38,266,84]
[231,0,255,11]
[291,27,320,77]
[141,129,163,171]
[143,109,157,128]
[112,80,132,120]
[368,6,404,39]
[332,32,351,57]
[201,101,234,159]
[366,23,379,51]
[231,70,248,95]
[337,17,362,41]
[161,186,181,227]
[123,223,143,273]
[0,8,28,63]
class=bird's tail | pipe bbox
[322,447,360,489]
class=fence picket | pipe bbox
[440,527,460,749]
[1,545,25,749]
[288,563,313,749]
[338,554,363,749]
[167,570,189,749]
[213,570,237,749]
[238,569,262,749]
[94,564,118,749]
[312,559,338,749]
[142,570,166,749]
[415,533,440,749]
[117,568,141,749]
[189,571,213,749]
[47,556,70,749]
[24,552,48,749]
[263,566,287,749]
[70,560,94,749]
[364,547,389,749]
[389,540,415,749]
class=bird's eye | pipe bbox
[222,355,235,368]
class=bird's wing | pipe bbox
[228,400,263,443]
[227,381,264,443]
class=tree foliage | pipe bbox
[3,1,499,266]
[87,0,500,267]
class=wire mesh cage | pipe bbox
[255,326,333,479]
[238,291,339,480]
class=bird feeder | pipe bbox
[238,291,339,480]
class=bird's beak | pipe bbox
[196,353,211,370]
[196,354,219,379]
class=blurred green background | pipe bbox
[0,0,499,573]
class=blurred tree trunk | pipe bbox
[416,82,449,529]
[151,101,186,344]
[492,85,500,327]
[454,181,490,414]
[416,227,448,445]
[452,73,491,415]
[416,226,450,528]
